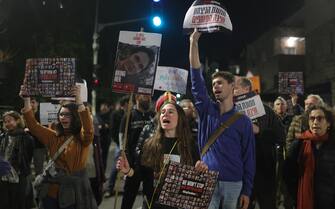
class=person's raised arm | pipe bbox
[74,85,94,146]
[19,85,54,146]
[74,85,85,112]
[189,29,202,69]
[189,28,211,117]
[19,85,32,112]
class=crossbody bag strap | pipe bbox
[201,112,243,157]
[51,135,74,161]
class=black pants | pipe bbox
[0,176,28,209]
[121,166,154,209]
[248,159,277,209]
[100,134,111,170]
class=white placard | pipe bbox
[39,103,61,125]
[234,92,266,120]
[154,66,188,94]
[183,0,233,34]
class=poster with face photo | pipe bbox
[112,31,162,95]
[23,58,76,97]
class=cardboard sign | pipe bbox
[249,76,261,94]
[112,31,162,95]
[183,0,233,34]
[39,103,61,125]
[154,66,188,94]
[278,72,304,94]
[23,58,76,97]
[234,92,266,120]
[157,161,218,209]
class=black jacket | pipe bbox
[314,138,335,209]
[0,129,34,176]
[252,104,286,173]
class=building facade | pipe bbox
[246,0,335,105]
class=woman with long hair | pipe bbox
[117,100,207,209]
[0,110,33,209]
[20,85,97,209]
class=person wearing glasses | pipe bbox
[293,105,335,209]
[20,85,97,209]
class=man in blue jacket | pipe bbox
[189,30,255,209]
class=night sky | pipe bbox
[98,0,302,71]
[0,0,303,105]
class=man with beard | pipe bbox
[119,94,155,209]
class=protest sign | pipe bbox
[23,58,76,97]
[154,66,188,94]
[234,92,266,120]
[39,103,61,125]
[183,0,233,34]
[157,161,218,209]
[112,31,162,95]
[278,72,304,94]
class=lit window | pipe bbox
[274,36,305,55]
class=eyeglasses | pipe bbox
[309,116,325,122]
[59,112,72,118]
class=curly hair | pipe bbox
[2,111,25,130]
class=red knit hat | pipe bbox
[155,92,177,112]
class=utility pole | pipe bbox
[92,0,100,115]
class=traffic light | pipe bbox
[151,0,163,28]
[152,16,162,27]
[92,68,100,88]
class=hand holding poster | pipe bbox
[234,92,266,120]
[51,81,88,102]
[112,31,162,95]
[23,58,76,97]
[183,0,233,34]
[157,162,218,209]
[154,66,188,94]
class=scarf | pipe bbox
[297,130,328,209]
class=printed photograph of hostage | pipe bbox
[113,43,159,94]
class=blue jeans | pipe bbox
[209,181,243,209]
[108,145,120,191]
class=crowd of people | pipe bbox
[1,29,335,209]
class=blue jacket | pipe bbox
[0,156,11,176]
[191,68,255,196]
